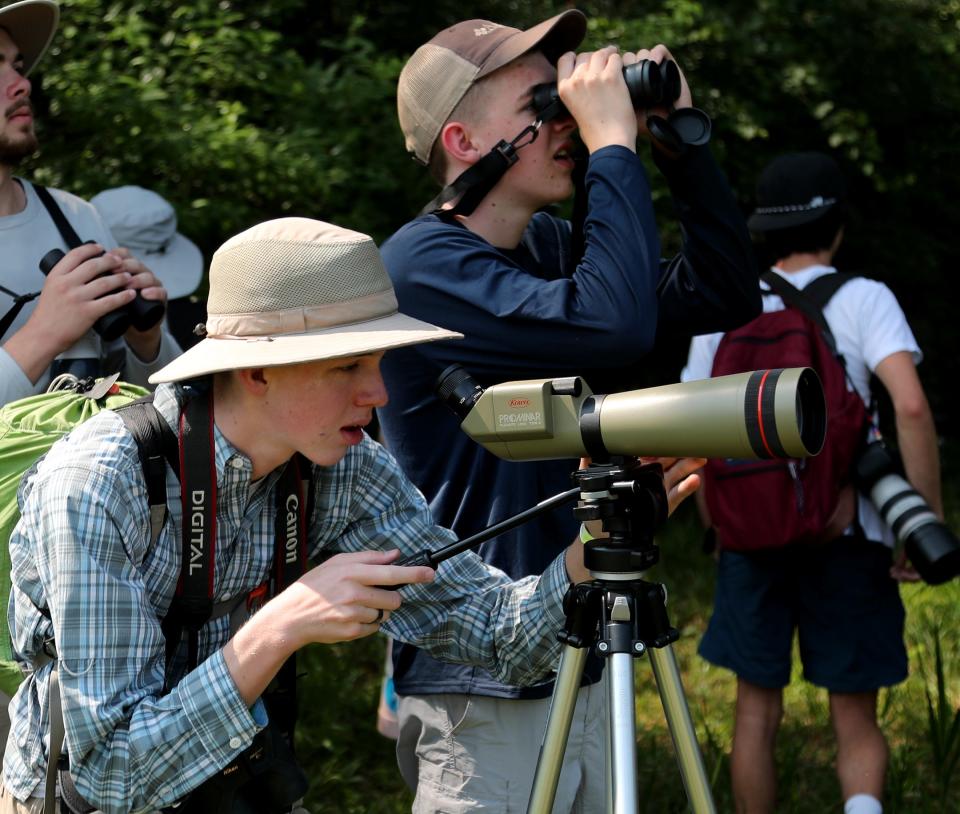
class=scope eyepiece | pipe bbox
[435,365,485,421]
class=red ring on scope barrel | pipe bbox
[745,369,788,459]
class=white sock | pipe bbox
[844,793,882,814]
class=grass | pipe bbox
[293,472,960,813]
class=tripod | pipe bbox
[398,459,716,813]
[527,460,716,814]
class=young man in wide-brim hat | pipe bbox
[0,217,698,813]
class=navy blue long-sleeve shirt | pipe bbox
[378,144,759,698]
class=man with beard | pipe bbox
[0,0,179,755]
[0,0,179,409]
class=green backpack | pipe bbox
[0,377,148,695]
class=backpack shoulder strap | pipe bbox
[116,396,179,546]
[32,184,83,250]
[761,271,841,357]
[801,272,860,309]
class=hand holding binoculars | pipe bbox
[39,241,166,342]
[531,58,711,154]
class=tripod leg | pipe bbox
[648,645,717,814]
[527,644,589,814]
[604,666,613,814]
[607,652,640,814]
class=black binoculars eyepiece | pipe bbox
[531,59,682,123]
[39,241,165,341]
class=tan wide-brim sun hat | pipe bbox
[0,0,59,76]
[149,218,461,384]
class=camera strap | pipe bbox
[172,388,218,669]
[420,121,543,218]
[33,183,83,250]
[173,386,312,674]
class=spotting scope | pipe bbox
[436,366,825,462]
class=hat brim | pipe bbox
[133,233,204,300]
[0,0,59,76]
[149,312,462,383]
[478,9,587,80]
[747,205,837,234]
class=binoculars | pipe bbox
[39,241,165,341]
[531,59,682,123]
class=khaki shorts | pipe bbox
[397,682,606,814]
[0,782,43,814]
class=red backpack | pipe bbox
[704,272,868,552]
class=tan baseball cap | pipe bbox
[149,218,461,383]
[398,10,587,165]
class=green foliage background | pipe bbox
[15,1,960,810]
[24,0,960,433]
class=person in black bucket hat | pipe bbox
[748,151,847,233]
[682,151,943,814]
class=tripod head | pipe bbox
[572,459,668,577]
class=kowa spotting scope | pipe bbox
[436,366,825,463]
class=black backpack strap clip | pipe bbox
[117,396,179,546]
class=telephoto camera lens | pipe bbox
[855,440,960,585]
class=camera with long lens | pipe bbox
[39,241,166,342]
[531,59,682,122]
[436,364,825,462]
[855,440,960,585]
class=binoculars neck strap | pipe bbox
[420,122,544,218]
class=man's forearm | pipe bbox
[896,405,942,518]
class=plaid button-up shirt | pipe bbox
[4,383,568,812]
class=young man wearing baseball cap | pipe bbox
[682,151,941,814]
[1,216,709,813]
[0,0,180,408]
[377,9,762,812]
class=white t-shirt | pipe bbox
[682,264,922,546]
[0,180,180,405]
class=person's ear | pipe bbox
[440,121,483,166]
[235,367,269,395]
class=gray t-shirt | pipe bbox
[0,180,180,405]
